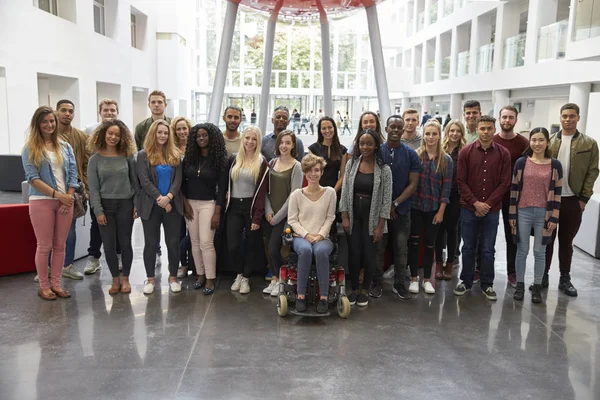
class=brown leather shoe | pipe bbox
[443,261,453,280]
[51,287,71,298]
[435,261,444,280]
[108,278,121,295]
[121,278,131,294]
[38,289,57,301]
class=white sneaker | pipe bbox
[62,264,83,280]
[231,274,243,291]
[240,278,250,294]
[383,266,395,279]
[422,280,436,294]
[270,282,280,297]
[117,254,123,272]
[177,266,188,279]
[34,275,39,282]
[143,281,155,294]
[84,257,101,274]
[263,281,277,294]
[170,281,182,293]
[409,278,420,294]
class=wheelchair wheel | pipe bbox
[277,295,288,317]
[337,296,351,319]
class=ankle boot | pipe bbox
[531,284,543,303]
[443,261,453,280]
[513,282,525,301]
[435,261,444,280]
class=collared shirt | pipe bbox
[457,140,511,212]
[465,129,478,144]
[412,152,453,212]
[381,142,422,215]
[261,132,305,162]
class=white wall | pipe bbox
[514,98,567,133]
[0,67,9,153]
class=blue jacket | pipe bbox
[22,142,79,197]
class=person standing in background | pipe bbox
[222,106,243,156]
[251,109,257,125]
[401,109,422,150]
[135,90,171,151]
[84,98,119,135]
[463,100,482,144]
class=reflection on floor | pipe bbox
[0,219,599,400]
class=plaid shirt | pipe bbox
[412,152,453,212]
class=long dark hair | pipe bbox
[523,127,552,159]
[352,111,383,156]
[352,129,384,166]
[185,123,227,171]
[317,116,343,161]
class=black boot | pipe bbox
[530,272,549,291]
[558,276,578,297]
[513,282,525,301]
[295,297,307,312]
[531,284,543,304]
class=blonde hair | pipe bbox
[143,120,181,166]
[231,126,263,183]
[170,116,192,149]
[98,98,119,114]
[301,153,327,174]
[442,119,466,154]
[417,120,447,176]
[24,106,64,167]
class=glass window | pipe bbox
[94,0,105,36]
[38,0,58,15]
[130,14,137,47]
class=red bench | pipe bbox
[0,204,36,276]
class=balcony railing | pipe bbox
[430,0,439,25]
[457,50,469,77]
[537,20,568,62]
[443,0,454,17]
[417,11,425,31]
[441,56,451,79]
[574,0,600,41]
[504,33,526,69]
[476,43,494,74]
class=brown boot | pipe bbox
[109,277,121,295]
[443,261,453,280]
[435,261,444,280]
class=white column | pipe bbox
[424,0,431,26]
[434,35,442,80]
[449,26,458,78]
[401,96,410,113]
[320,11,334,117]
[413,0,419,35]
[493,89,510,119]
[365,4,392,123]
[421,96,431,115]
[567,0,577,46]
[286,24,292,89]
[524,0,559,66]
[469,17,480,75]
[421,44,428,83]
[403,1,410,39]
[450,93,462,120]
[208,0,239,124]
[569,83,591,133]
[258,0,283,133]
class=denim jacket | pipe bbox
[21,142,79,197]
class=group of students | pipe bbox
[22,94,598,310]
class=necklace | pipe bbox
[197,159,208,176]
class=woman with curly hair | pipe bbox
[136,120,183,294]
[22,106,78,300]
[87,119,139,294]
[340,129,392,307]
[171,116,191,156]
[182,123,228,294]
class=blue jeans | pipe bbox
[64,219,76,266]
[292,237,333,297]
[460,208,499,289]
[516,207,546,284]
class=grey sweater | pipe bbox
[265,159,304,225]
[87,153,139,216]
[339,156,392,235]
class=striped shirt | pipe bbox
[412,152,453,212]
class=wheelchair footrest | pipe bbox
[290,308,331,317]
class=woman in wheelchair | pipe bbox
[287,153,337,313]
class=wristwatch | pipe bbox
[393,200,399,208]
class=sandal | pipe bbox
[51,287,71,298]
[203,286,214,295]
[38,289,57,301]
[193,279,206,290]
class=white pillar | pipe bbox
[401,96,410,113]
[421,96,431,115]
[493,90,510,126]
[569,83,591,133]
[365,4,392,123]
[258,0,283,133]
[320,11,333,117]
[493,2,520,71]
[421,43,428,84]
[434,35,442,80]
[524,0,559,66]
[449,26,458,78]
[469,17,480,75]
[413,0,419,35]
[567,0,577,46]
[208,0,239,124]
[424,0,431,26]
[450,93,462,120]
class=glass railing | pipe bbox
[457,50,469,77]
[417,11,425,31]
[574,0,600,41]
[476,43,494,73]
[441,56,450,79]
[430,0,439,25]
[504,33,526,69]
[426,66,434,82]
[443,0,454,17]
[537,20,568,62]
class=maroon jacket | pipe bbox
[225,155,269,225]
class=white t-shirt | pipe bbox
[557,134,574,197]
[30,150,65,201]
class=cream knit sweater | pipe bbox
[287,186,336,239]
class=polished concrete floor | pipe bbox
[1,218,599,400]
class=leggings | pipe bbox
[226,198,255,278]
[409,208,441,279]
[186,199,217,279]
[141,204,181,278]
[267,219,287,277]
[97,198,134,277]
[29,199,73,290]
[435,192,461,263]
[348,194,376,291]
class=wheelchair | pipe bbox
[276,226,351,318]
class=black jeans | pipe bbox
[501,197,516,275]
[226,198,256,278]
[89,207,121,259]
[141,204,181,278]
[179,216,194,268]
[266,219,287,277]
[435,192,461,263]
[409,209,441,279]
[97,198,134,277]
[348,194,376,291]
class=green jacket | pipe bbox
[134,116,171,151]
[549,130,599,203]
